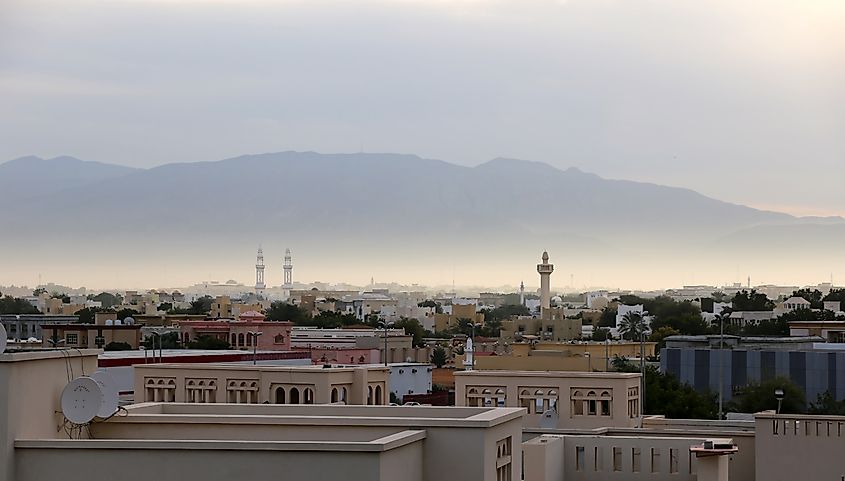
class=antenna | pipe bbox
[539,409,559,429]
[90,371,119,418]
[61,377,103,424]
[0,323,7,353]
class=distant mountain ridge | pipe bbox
[2,151,844,286]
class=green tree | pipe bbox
[649,326,680,351]
[731,290,775,311]
[791,288,824,309]
[808,391,845,415]
[645,296,707,335]
[430,346,448,368]
[104,341,133,351]
[157,302,173,312]
[265,301,308,323]
[597,307,617,328]
[742,318,790,336]
[115,308,140,320]
[89,292,122,309]
[143,332,181,349]
[591,327,611,341]
[395,318,426,347]
[730,377,805,414]
[73,307,108,324]
[614,360,718,419]
[188,296,214,315]
[0,296,40,315]
[618,311,647,341]
[186,335,230,350]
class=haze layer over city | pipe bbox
[2,0,844,290]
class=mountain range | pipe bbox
[1,152,843,288]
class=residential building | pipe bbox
[434,303,485,332]
[134,363,390,405]
[0,314,77,341]
[455,370,642,429]
[499,308,581,343]
[388,363,432,402]
[472,341,657,372]
[40,322,142,349]
[178,312,293,351]
[208,295,264,319]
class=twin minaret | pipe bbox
[255,247,293,296]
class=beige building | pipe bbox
[500,310,583,343]
[134,363,390,405]
[455,370,642,429]
[2,349,522,481]
[434,303,485,332]
[472,341,657,372]
[43,298,85,316]
[208,295,263,319]
[40,323,142,349]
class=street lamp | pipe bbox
[640,331,646,416]
[605,338,610,371]
[378,320,395,366]
[584,352,591,372]
[775,388,785,414]
[718,314,725,420]
[468,322,483,340]
[248,331,263,365]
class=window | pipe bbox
[613,447,622,471]
[66,333,78,344]
[651,448,660,473]
[496,437,512,481]
[576,446,585,472]
[594,446,602,472]
[632,447,641,472]
[669,448,678,474]
[274,334,285,344]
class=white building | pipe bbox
[388,363,433,402]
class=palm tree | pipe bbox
[618,311,647,341]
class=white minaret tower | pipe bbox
[519,281,525,306]
[537,251,554,313]
[283,248,293,299]
[255,246,266,294]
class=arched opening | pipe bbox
[275,386,286,404]
[238,333,245,347]
[304,388,314,405]
[375,385,382,405]
[367,386,373,405]
[331,388,339,403]
[289,387,300,404]
[230,333,236,345]
[246,334,252,346]
[341,387,348,404]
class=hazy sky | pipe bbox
[1,0,844,217]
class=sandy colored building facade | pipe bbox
[434,304,485,332]
[134,363,390,405]
[455,370,642,430]
[473,341,657,372]
[40,323,142,349]
[178,313,293,351]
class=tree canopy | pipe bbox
[430,346,448,368]
[729,377,805,414]
[0,296,39,315]
[731,290,775,311]
[265,302,308,323]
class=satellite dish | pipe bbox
[124,317,134,325]
[90,371,119,418]
[61,377,103,424]
[539,409,559,429]
[0,324,7,353]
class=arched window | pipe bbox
[482,388,493,407]
[367,386,373,405]
[331,388,339,403]
[231,333,236,345]
[304,388,314,405]
[238,333,245,347]
[375,385,382,405]
[274,334,285,344]
[289,387,300,404]
[495,388,506,407]
[275,386,286,404]
[246,334,252,346]
[341,387,348,404]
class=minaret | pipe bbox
[519,281,525,306]
[537,251,554,313]
[255,246,266,294]
[283,248,293,299]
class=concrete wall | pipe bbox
[0,350,100,481]
[15,438,424,481]
[755,412,845,481]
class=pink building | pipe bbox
[179,311,293,351]
[300,347,381,365]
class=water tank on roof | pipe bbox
[105,319,114,326]
[114,319,122,325]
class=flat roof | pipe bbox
[0,348,100,363]
[134,363,388,373]
[454,370,641,379]
[113,403,525,428]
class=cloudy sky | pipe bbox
[2,0,844,216]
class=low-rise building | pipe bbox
[178,312,293,351]
[40,322,142,349]
[134,363,390,405]
[455,370,642,429]
[434,303,484,332]
[389,363,432,402]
